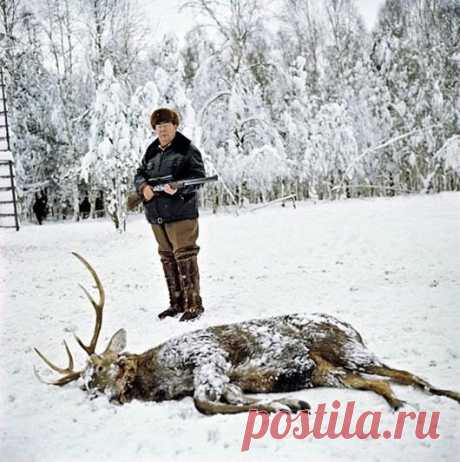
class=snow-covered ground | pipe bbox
[1,193,459,462]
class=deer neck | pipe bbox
[111,349,162,403]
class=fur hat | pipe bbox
[150,108,180,128]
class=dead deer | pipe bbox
[34,253,460,415]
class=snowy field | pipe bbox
[1,192,459,462]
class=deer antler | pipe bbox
[71,252,105,356]
[34,253,106,386]
[34,340,81,385]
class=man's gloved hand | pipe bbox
[163,184,178,195]
[142,185,155,201]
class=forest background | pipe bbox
[1,0,459,230]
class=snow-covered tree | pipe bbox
[4,0,459,227]
[148,33,197,138]
[33,0,91,220]
[1,4,60,218]
[81,60,135,230]
[128,81,160,162]
[78,0,145,86]
[372,0,460,193]
[277,0,325,96]
[303,102,357,199]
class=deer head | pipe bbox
[81,328,127,396]
[34,253,129,399]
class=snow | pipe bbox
[1,192,459,461]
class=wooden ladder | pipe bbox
[0,66,20,231]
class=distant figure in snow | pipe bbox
[32,191,48,225]
[79,196,91,219]
[134,108,206,322]
[95,194,104,217]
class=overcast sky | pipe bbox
[139,0,386,40]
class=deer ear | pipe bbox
[104,329,127,354]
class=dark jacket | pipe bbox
[134,131,206,224]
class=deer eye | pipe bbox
[97,365,104,373]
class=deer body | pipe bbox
[86,313,365,404]
[35,254,460,415]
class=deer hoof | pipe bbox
[275,398,311,413]
[390,399,406,411]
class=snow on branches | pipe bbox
[82,60,135,230]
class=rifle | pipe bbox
[149,174,218,191]
[127,175,218,210]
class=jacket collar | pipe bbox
[152,131,191,155]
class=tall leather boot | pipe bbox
[176,255,204,322]
[158,253,184,320]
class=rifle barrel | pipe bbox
[178,175,218,186]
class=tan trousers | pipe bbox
[151,218,200,259]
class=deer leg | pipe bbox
[364,365,460,404]
[193,398,310,415]
[193,384,310,416]
[194,396,297,415]
[194,397,267,415]
[310,352,404,410]
[223,383,310,413]
[340,373,405,410]
[222,383,259,405]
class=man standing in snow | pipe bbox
[33,191,48,225]
[134,108,206,321]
